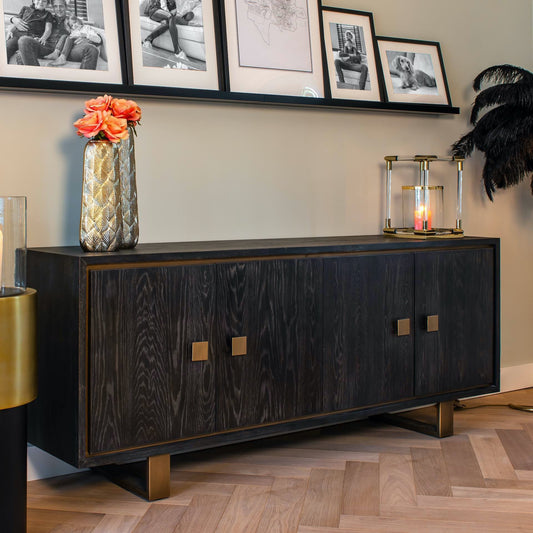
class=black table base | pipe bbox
[0,405,27,533]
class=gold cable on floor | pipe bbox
[453,400,533,412]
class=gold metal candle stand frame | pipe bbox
[383,155,465,239]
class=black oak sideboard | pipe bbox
[27,235,500,499]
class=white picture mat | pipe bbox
[0,1,123,83]
[128,0,220,90]
[224,0,324,97]
[235,0,311,72]
[377,39,449,105]
[322,10,380,102]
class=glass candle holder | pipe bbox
[402,186,444,231]
[0,196,27,297]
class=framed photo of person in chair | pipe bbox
[320,7,383,102]
[0,0,125,86]
[123,0,224,91]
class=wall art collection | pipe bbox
[0,1,453,110]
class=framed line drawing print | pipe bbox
[0,0,125,85]
[320,7,382,102]
[221,0,324,97]
[124,0,223,90]
[377,37,452,106]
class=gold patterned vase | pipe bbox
[118,127,139,249]
[79,140,123,252]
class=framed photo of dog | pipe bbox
[320,7,382,102]
[376,37,451,105]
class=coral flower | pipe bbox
[84,94,113,114]
[111,98,142,125]
[102,114,129,143]
[74,110,109,139]
[74,110,128,143]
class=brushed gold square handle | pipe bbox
[427,315,439,332]
[397,318,410,336]
[192,341,209,362]
[232,336,247,357]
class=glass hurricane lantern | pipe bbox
[383,155,465,238]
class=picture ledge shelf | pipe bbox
[0,79,460,114]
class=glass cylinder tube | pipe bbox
[0,196,27,297]
[456,160,463,229]
[385,161,392,227]
[402,186,444,231]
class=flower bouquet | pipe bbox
[76,95,142,252]
[74,94,141,142]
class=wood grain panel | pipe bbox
[214,485,270,533]
[93,515,142,532]
[415,248,494,395]
[255,477,307,533]
[379,453,417,507]
[131,504,187,532]
[215,259,323,430]
[342,461,379,516]
[441,435,485,488]
[496,429,533,470]
[411,447,452,496]
[166,265,217,440]
[172,494,231,533]
[299,469,344,527]
[89,265,216,454]
[469,433,517,480]
[323,254,414,411]
[27,252,81,466]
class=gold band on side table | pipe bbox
[0,288,37,410]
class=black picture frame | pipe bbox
[319,6,383,103]
[376,36,452,106]
[0,1,460,116]
[219,0,325,98]
[0,0,128,90]
[121,0,224,91]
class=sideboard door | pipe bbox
[414,248,495,395]
[215,258,323,431]
[323,253,415,411]
[88,265,216,455]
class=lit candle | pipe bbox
[414,206,432,230]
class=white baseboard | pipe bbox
[500,363,533,393]
[25,364,533,481]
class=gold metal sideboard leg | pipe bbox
[146,454,170,501]
[376,400,454,438]
[95,453,170,501]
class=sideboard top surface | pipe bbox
[28,235,500,264]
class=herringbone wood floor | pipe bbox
[27,388,533,532]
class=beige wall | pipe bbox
[1,0,532,367]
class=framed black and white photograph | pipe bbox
[221,0,324,97]
[320,7,382,102]
[377,37,451,106]
[0,0,125,85]
[123,0,223,91]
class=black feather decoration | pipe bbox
[470,82,533,124]
[451,132,474,158]
[451,64,533,199]
[473,64,533,91]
